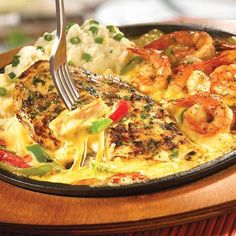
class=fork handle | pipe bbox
[52,0,67,70]
[55,0,66,39]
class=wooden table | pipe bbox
[0,165,236,235]
[0,19,236,235]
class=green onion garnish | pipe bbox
[12,55,20,67]
[8,72,16,80]
[89,26,98,35]
[66,22,75,32]
[82,53,92,62]
[0,87,7,96]
[37,46,44,52]
[106,25,116,33]
[70,37,81,45]
[113,33,124,41]
[44,33,53,41]
[68,60,75,66]
[94,37,103,44]
[89,19,99,25]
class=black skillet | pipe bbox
[0,23,236,197]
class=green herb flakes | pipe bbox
[171,148,179,158]
[32,76,46,86]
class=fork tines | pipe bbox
[50,0,79,110]
[50,62,79,110]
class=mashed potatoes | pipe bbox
[4,19,133,80]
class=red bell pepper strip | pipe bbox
[109,172,147,184]
[109,100,130,123]
[0,149,31,168]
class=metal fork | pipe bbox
[50,0,79,110]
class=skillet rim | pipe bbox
[0,22,236,197]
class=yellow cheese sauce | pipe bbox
[33,157,200,185]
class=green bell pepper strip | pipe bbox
[89,118,113,134]
[0,162,52,176]
[179,109,187,123]
[120,56,142,75]
[26,144,51,163]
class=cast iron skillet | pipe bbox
[0,23,236,197]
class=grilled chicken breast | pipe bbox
[14,60,200,163]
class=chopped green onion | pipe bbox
[89,118,113,134]
[66,22,75,32]
[8,72,16,80]
[89,19,99,25]
[82,53,92,62]
[12,55,20,67]
[106,25,116,33]
[70,36,81,45]
[44,33,53,41]
[120,56,142,75]
[0,87,7,96]
[94,37,104,44]
[68,60,75,66]
[171,148,179,158]
[113,33,124,41]
[37,46,45,52]
[27,144,51,163]
[89,26,98,35]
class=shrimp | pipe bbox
[210,64,236,105]
[165,50,236,99]
[127,47,172,100]
[230,108,236,134]
[214,37,236,51]
[144,31,215,64]
[175,93,233,136]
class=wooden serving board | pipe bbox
[0,165,235,234]
[0,21,236,235]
